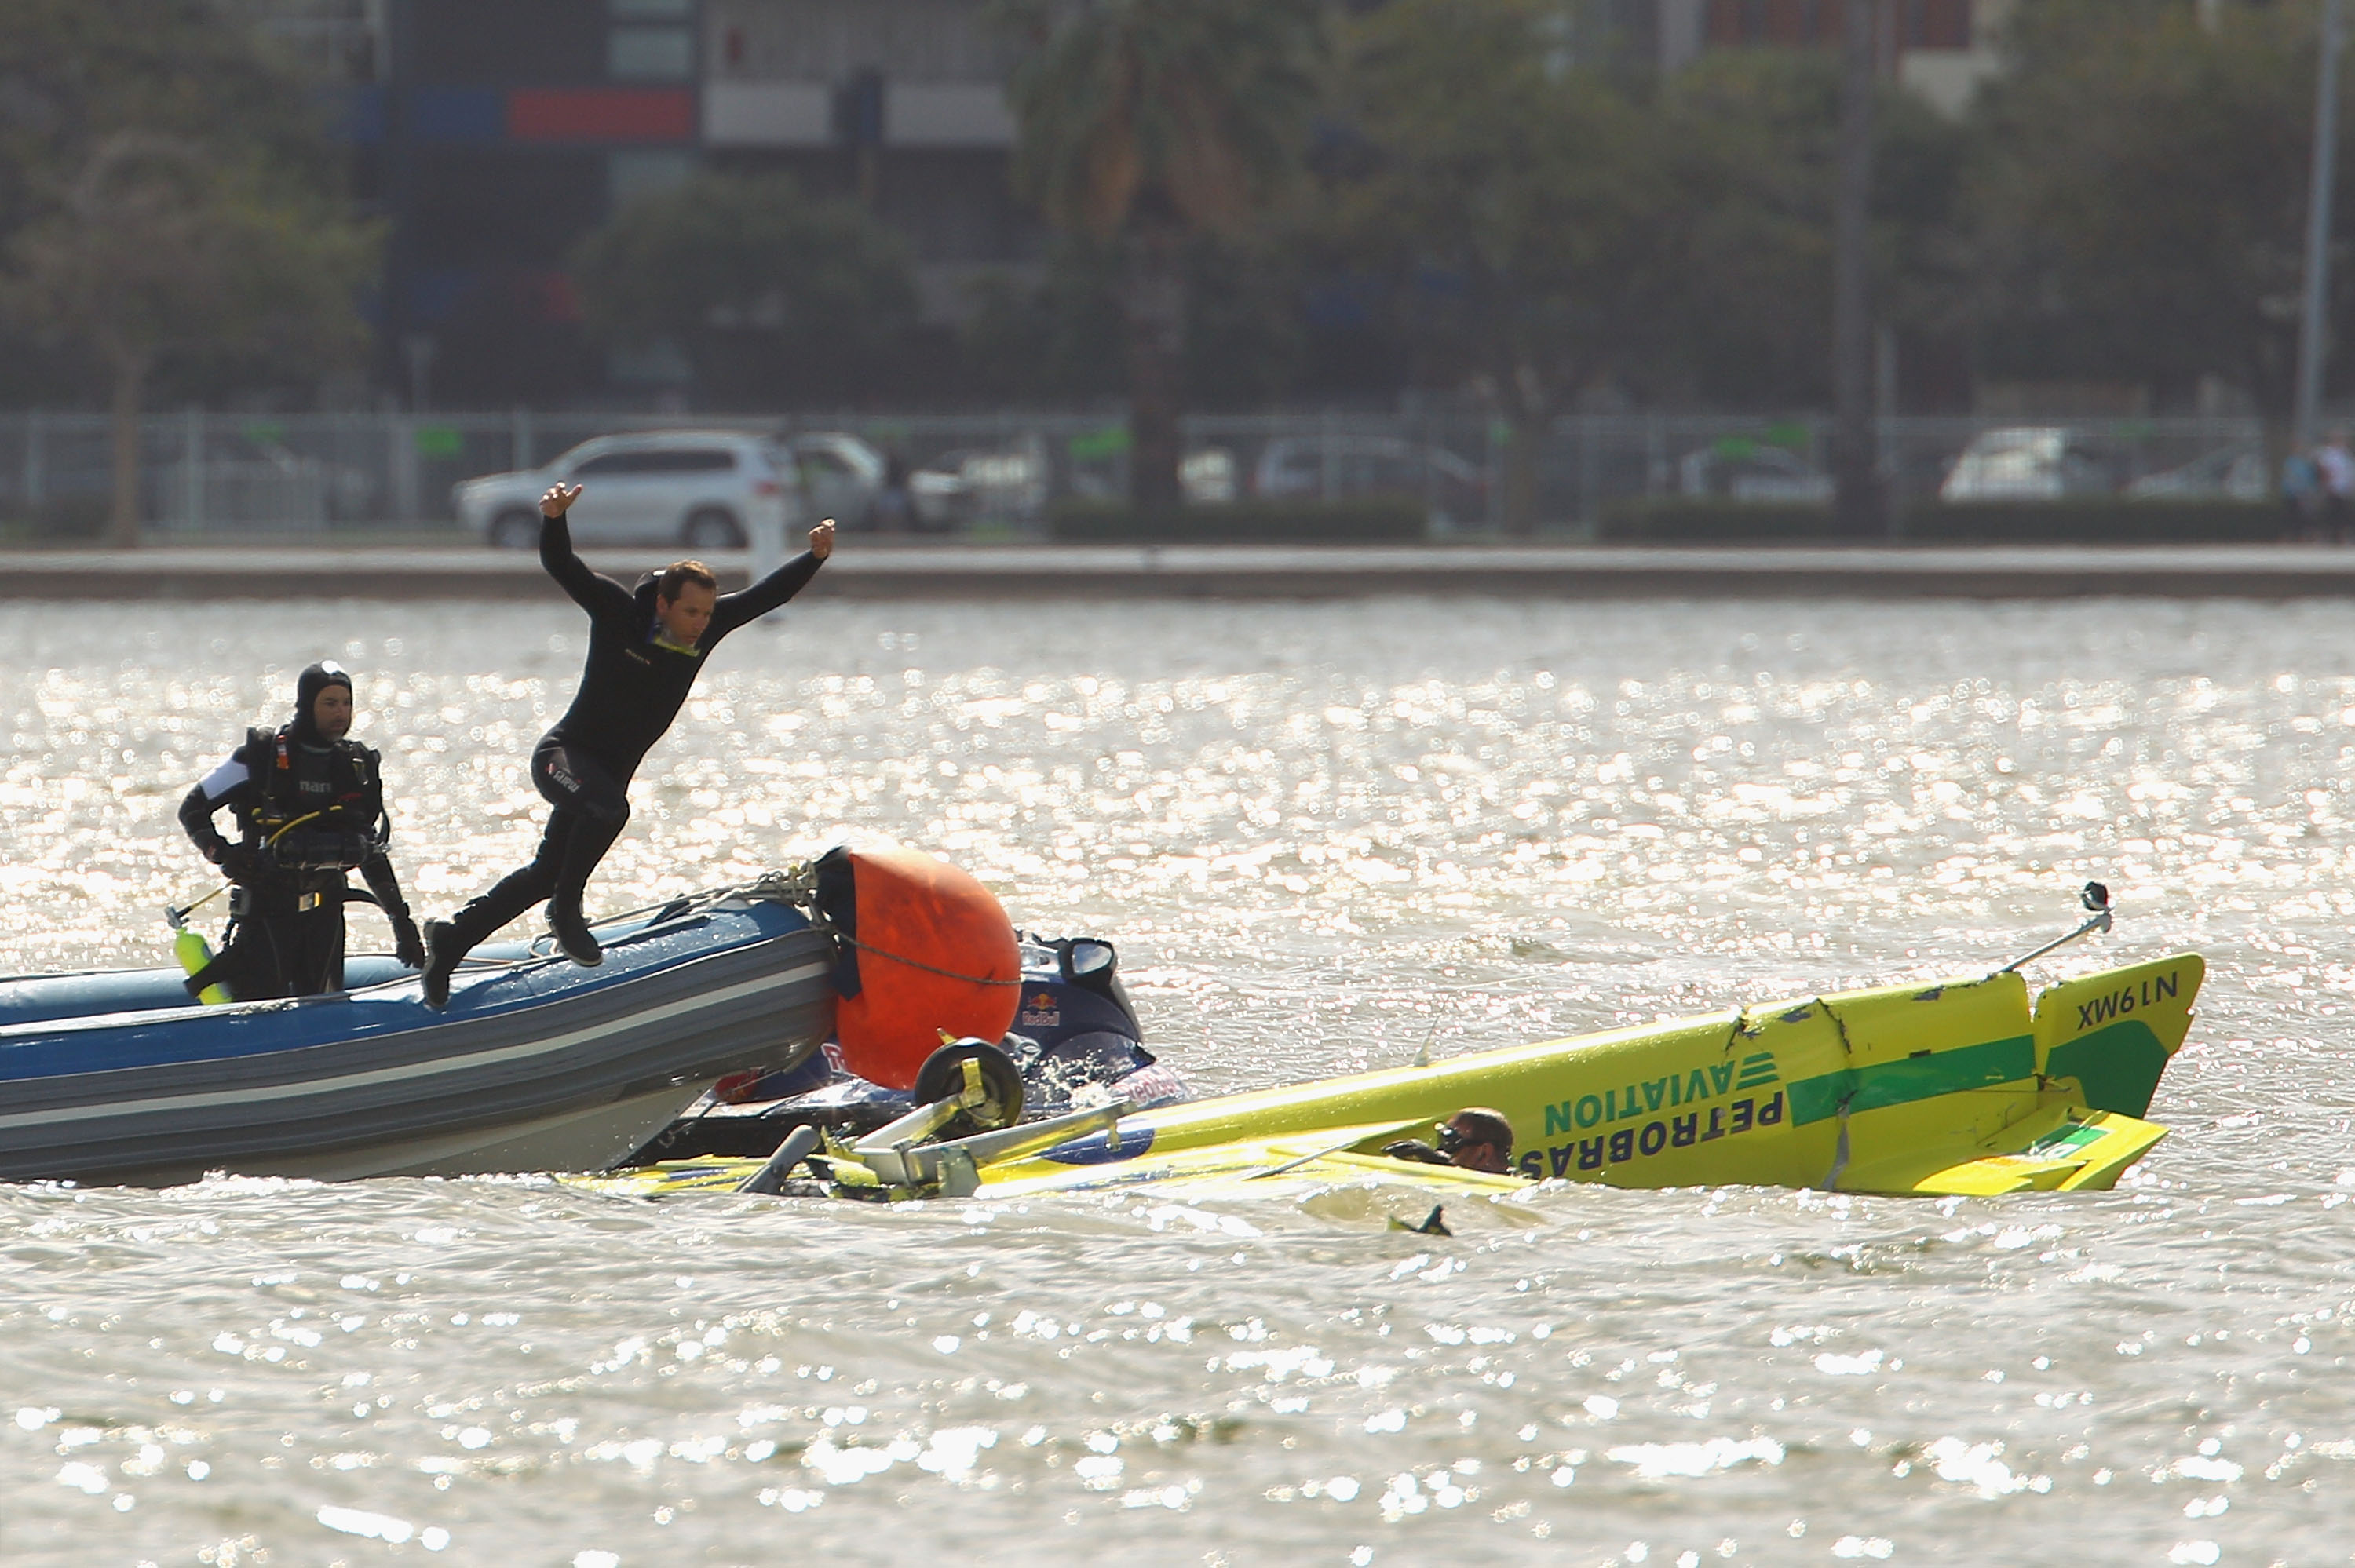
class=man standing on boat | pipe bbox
[178,662,425,998]
[418,483,834,1009]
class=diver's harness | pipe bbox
[225,727,392,920]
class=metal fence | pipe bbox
[0,408,2275,538]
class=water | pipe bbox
[2,594,2351,1566]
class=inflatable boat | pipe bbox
[0,876,835,1187]
[593,939,2207,1205]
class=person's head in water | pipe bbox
[655,560,719,647]
[1434,1107,1514,1174]
[293,662,354,744]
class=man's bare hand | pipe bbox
[809,519,835,560]
[540,483,582,518]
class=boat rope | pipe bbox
[835,933,1020,988]
[346,870,823,971]
[1817,997,1857,1063]
[731,861,1019,988]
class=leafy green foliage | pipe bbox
[1649,49,1963,408]
[995,0,1323,238]
[1322,0,1670,527]
[569,172,918,408]
[0,0,372,414]
[0,4,378,539]
[1963,0,2335,410]
[956,232,1305,409]
[11,136,374,375]
[992,0,1323,502]
[1323,5,1967,418]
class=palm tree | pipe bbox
[996,0,1322,509]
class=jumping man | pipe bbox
[419,484,834,1008]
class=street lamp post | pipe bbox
[1833,0,1883,537]
[2295,0,2346,452]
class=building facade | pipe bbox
[279,0,1036,403]
[699,0,1038,324]
[274,0,2029,406]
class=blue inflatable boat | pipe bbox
[0,877,834,1187]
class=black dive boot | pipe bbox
[546,815,620,968]
[419,920,462,1010]
[548,899,602,967]
[419,874,542,1010]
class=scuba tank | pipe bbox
[169,915,231,1005]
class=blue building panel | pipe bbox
[409,86,506,144]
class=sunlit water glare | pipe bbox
[2,595,2353,1566]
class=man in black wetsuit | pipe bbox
[178,662,425,999]
[418,481,834,1008]
[1383,1108,1515,1175]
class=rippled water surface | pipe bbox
[4,593,2353,1566]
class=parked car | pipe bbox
[1938,427,2116,502]
[781,432,888,529]
[1675,443,1834,503]
[1064,446,1243,505]
[453,431,795,549]
[1251,435,1487,527]
[2123,444,2269,501]
[909,437,1050,527]
[1181,447,1237,504]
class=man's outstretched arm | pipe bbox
[537,484,634,620]
[710,518,833,639]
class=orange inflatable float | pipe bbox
[812,845,1020,1090]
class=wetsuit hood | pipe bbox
[291,661,354,746]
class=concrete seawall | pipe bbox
[9,543,2355,600]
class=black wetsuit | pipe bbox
[431,512,822,964]
[178,702,417,1000]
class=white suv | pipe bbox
[452,431,798,549]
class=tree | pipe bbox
[995,0,1323,508]
[568,172,918,408]
[1637,46,1964,412]
[956,231,1307,410]
[0,1,357,408]
[1325,0,1670,534]
[0,3,378,542]
[0,2,338,239]
[1963,0,2340,414]
[8,134,374,545]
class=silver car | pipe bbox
[910,436,1050,527]
[782,432,887,529]
[2123,445,2269,501]
[1939,428,2115,503]
[452,431,797,549]
[1251,435,1488,527]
